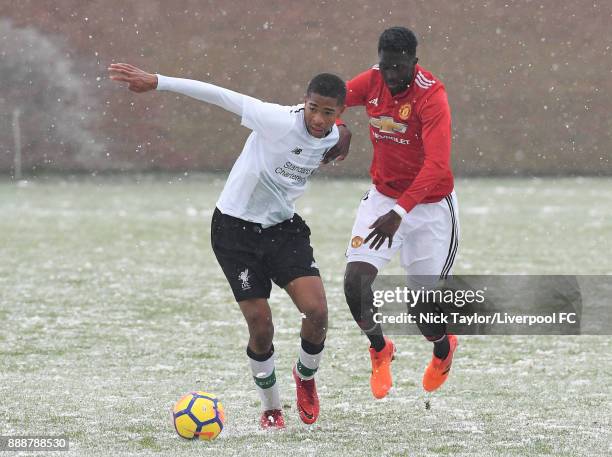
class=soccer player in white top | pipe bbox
[108,63,346,429]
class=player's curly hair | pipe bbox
[307,73,346,105]
[378,26,418,56]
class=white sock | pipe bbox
[249,352,281,411]
[295,345,324,381]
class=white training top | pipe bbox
[156,75,339,227]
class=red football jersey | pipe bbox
[344,64,454,213]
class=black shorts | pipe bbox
[211,208,320,301]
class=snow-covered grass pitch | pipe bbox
[1,175,610,456]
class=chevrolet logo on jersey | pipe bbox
[369,116,407,134]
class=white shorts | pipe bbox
[346,186,459,282]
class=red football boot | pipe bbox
[292,367,320,424]
[260,409,285,429]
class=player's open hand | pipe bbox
[322,125,352,164]
[108,63,158,93]
[364,210,402,250]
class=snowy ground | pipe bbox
[0,175,610,456]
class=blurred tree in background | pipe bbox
[0,19,103,174]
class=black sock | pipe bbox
[368,334,386,352]
[301,337,324,355]
[246,344,274,362]
[433,336,450,359]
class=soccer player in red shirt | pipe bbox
[326,27,459,398]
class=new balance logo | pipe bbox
[368,97,379,106]
[238,268,251,290]
[291,147,302,155]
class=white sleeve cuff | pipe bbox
[155,74,169,91]
[392,204,407,218]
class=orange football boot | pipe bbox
[369,336,396,399]
[422,334,458,392]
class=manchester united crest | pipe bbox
[398,103,412,120]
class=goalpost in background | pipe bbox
[12,107,22,181]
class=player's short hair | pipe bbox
[378,26,418,57]
[306,73,346,106]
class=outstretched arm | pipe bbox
[108,62,245,116]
